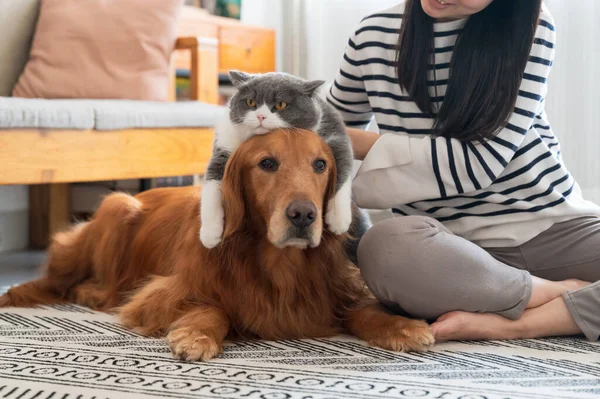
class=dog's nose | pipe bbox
[286,201,317,229]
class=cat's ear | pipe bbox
[229,70,253,88]
[302,80,326,96]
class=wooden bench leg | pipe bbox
[29,183,71,249]
[139,179,153,192]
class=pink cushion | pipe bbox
[13,0,183,101]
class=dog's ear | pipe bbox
[221,149,246,239]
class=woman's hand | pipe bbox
[346,128,381,161]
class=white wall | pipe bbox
[0,186,28,214]
[0,186,29,252]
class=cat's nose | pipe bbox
[257,115,267,122]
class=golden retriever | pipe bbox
[0,128,434,360]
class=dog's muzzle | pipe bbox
[286,201,316,229]
[279,201,318,248]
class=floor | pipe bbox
[1,251,600,399]
[0,250,44,290]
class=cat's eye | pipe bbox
[246,98,257,108]
[275,101,287,111]
[259,157,279,172]
[313,159,327,173]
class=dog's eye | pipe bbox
[313,159,327,173]
[275,101,287,111]
[259,158,279,172]
[246,98,257,108]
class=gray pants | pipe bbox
[357,216,600,341]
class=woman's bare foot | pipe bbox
[430,311,523,342]
[527,277,590,309]
[431,296,582,342]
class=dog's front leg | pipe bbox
[120,275,187,337]
[167,306,230,361]
[345,303,435,352]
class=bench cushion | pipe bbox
[0,97,95,129]
[0,97,226,130]
[94,100,226,130]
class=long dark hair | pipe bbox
[396,0,542,141]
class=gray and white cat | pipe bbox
[200,71,354,248]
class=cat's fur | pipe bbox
[200,71,355,248]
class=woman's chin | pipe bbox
[421,0,459,20]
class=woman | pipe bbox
[327,0,600,342]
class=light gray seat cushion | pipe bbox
[0,97,95,129]
[0,0,40,96]
[0,97,226,130]
[93,100,226,130]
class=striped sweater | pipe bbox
[328,3,600,248]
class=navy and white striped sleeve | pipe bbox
[326,29,374,129]
[353,14,556,209]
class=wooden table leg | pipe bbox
[29,183,71,249]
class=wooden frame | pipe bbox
[0,36,218,248]
[0,128,215,185]
[175,8,276,75]
[176,37,220,104]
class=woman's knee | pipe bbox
[357,216,442,299]
[358,216,442,267]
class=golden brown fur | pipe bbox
[0,129,434,360]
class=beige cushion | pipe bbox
[0,0,40,96]
[12,0,183,101]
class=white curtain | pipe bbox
[290,0,399,81]
[544,0,600,205]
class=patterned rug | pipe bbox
[0,305,599,399]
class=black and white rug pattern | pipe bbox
[0,305,599,399]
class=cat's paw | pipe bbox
[200,180,224,248]
[200,211,224,248]
[200,225,223,249]
[325,202,353,235]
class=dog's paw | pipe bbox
[325,203,352,235]
[70,283,110,310]
[200,225,223,249]
[167,328,221,361]
[369,319,435,353]
[119,304,161,337]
